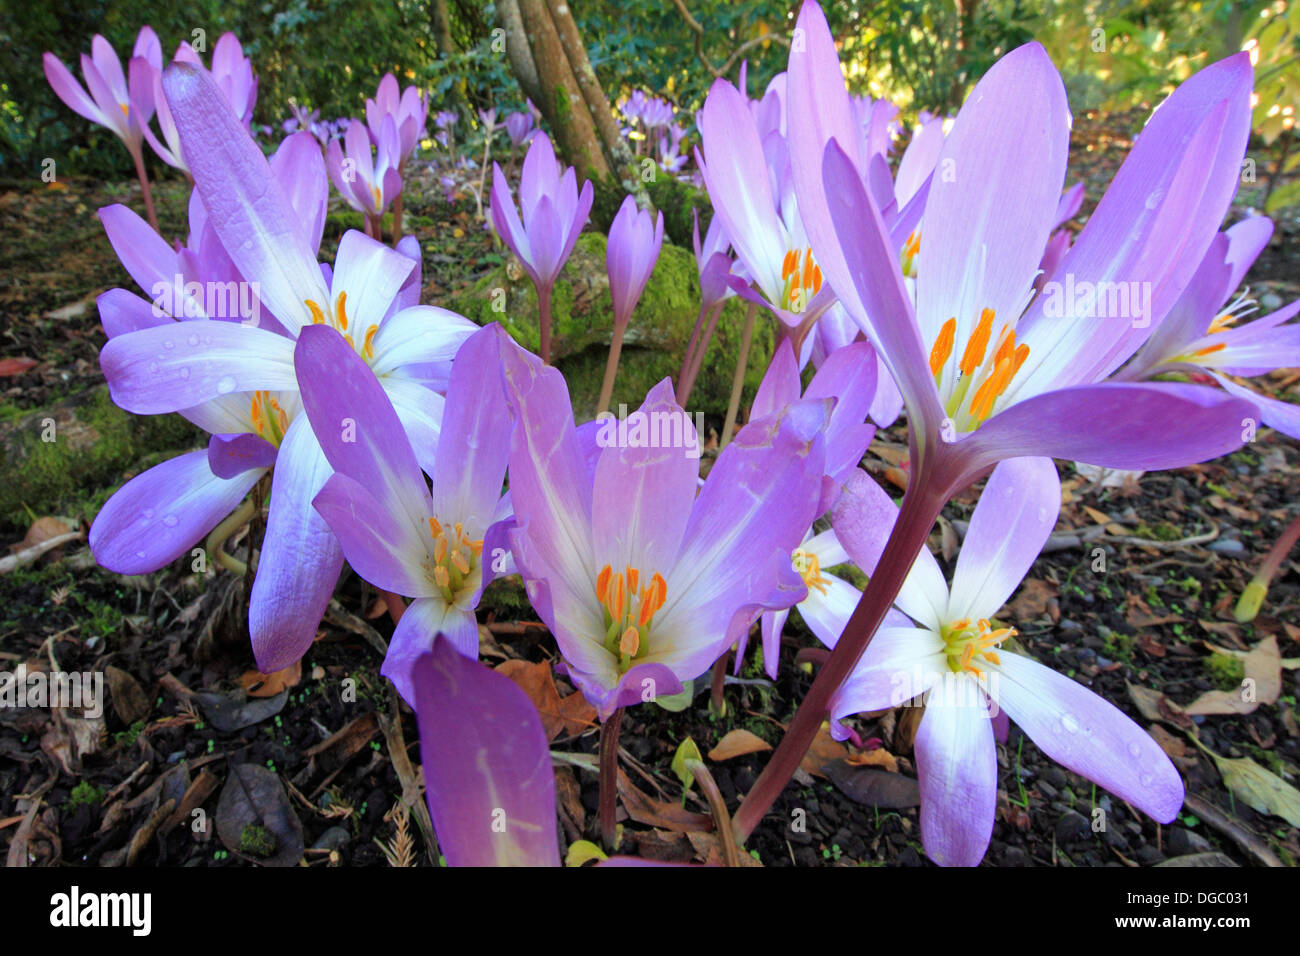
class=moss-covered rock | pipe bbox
[645,175,712,249]
[0,386,201,534]
[441,232,773,421]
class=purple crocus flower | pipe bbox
[327,118,403,227]
[1117,216,1300,438]
[490,132,594,363]
[827,458,1183,866]
[96,63,475,673]
[295,323,514,704]
[504,110,535,147]
[365,74,427,168]
[43,28,160,153]
[738,338,877,677]
[142,32,258,172]
[598,195,665,411]
[606,196,664,330]
[90,130,329,576]
[793,4,1258,499]
[500,338,830,719]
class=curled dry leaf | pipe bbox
[708,728,772,761]
[1184,636,1281,716]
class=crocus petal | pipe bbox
[97,288,169,338]
[1223,216,1273,295]
[383,599,481,707]
[271,131,329,254]
[751,339,802,422]
[821,141,943,440]
[312,472,432,598]
[368,305,477,376]
[592,378,698,577]
[410,637,561,866]
[991,652,1184,822]
[914,690,998,867]
[295,325,432,531]
[916,42,1068,366]
[429,325,512,533]
[947,457,1060,621]
[43,53,106,125]
[960,381,1255,473]
[1012,53,1253,396]
[98,204,189,305]
[90,449,262,574]
[164,63,329,333]
[829,625,945,733]
[830,469,949,630]
[249,416,344,672]
[1210,372,1300,441]
[382,378,447,477]
[100,321,298,414]
[207,432,277,478]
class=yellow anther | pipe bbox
[930,317,956,378]
[434,565,450,589]
[306,299,327,324]
[363,324,379,359]
[619,627,640,657]
[429,516,443,538]
[960,308,995,377]
[451,549,470,576]
[334,291,348,331]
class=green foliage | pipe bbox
[1205,652,1246,691]
[67,780,105,808]
[239,823,277,858]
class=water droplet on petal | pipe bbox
[1060,713,1079,734]
[149,362,158,373]
[1128,742,1142,758]
[142,509,154,520]
[188,333,199,346]
[216,375,236,394]
[1144,190,1163,210]
[180,367,191,380]
[1140,772,1154,787]
[164,340,175,350]
[162,514,179,528]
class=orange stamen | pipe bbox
[960,308,995,377]
[930,317,956,378]
[334,291,348,331]
[305,299,326,324]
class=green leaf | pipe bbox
[653,678,694,712]
[1212,753,1300,826]
[1266,178,1300,214]
[671,737,703,792]
[565,840,608,867]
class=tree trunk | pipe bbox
[431,0,456,59]
[514,0,612,185]
[498,0,543,105]
[544,0,649,208]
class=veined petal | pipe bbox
[915,689,998,866]
[383,378,446,478]
[368,305,477,377]
[917,42,1069,363]
[382,600,479,706]
[90,449,262,574]
[429,324,512,533]
[830,469,949,630]
[829,625,945,732]
[991,652,1184,822]
[313,473,433,598]
[331,230,415,333]
[960,381,1255,473]
[97,288,169,338]
[207,432,277,478]
[1210,372,1300,441]
[164,63,329,333]
[249,416,344,672]
[271,131,329,254]
[410,636,561,866]
[947,457,1060,622]
[592,379,698,576]
[100,321,298,414]
[43,52,106,126]
[1223,216,1273,295]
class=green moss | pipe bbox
[239,823,277,858]
[0,385,201,534]
[645,176,711,248]
[67,781,104,808]
[1205,652,1245,691]
[1102,631,1136,663]
[442,232,773,420]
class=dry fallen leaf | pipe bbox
[238,659,302,698]
[708,729,772,761]
[496,659,596,740]
[799,721,851,778]
[1184,636,1281,716]
[845,747,900,774]
[1006,578,1057,623]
